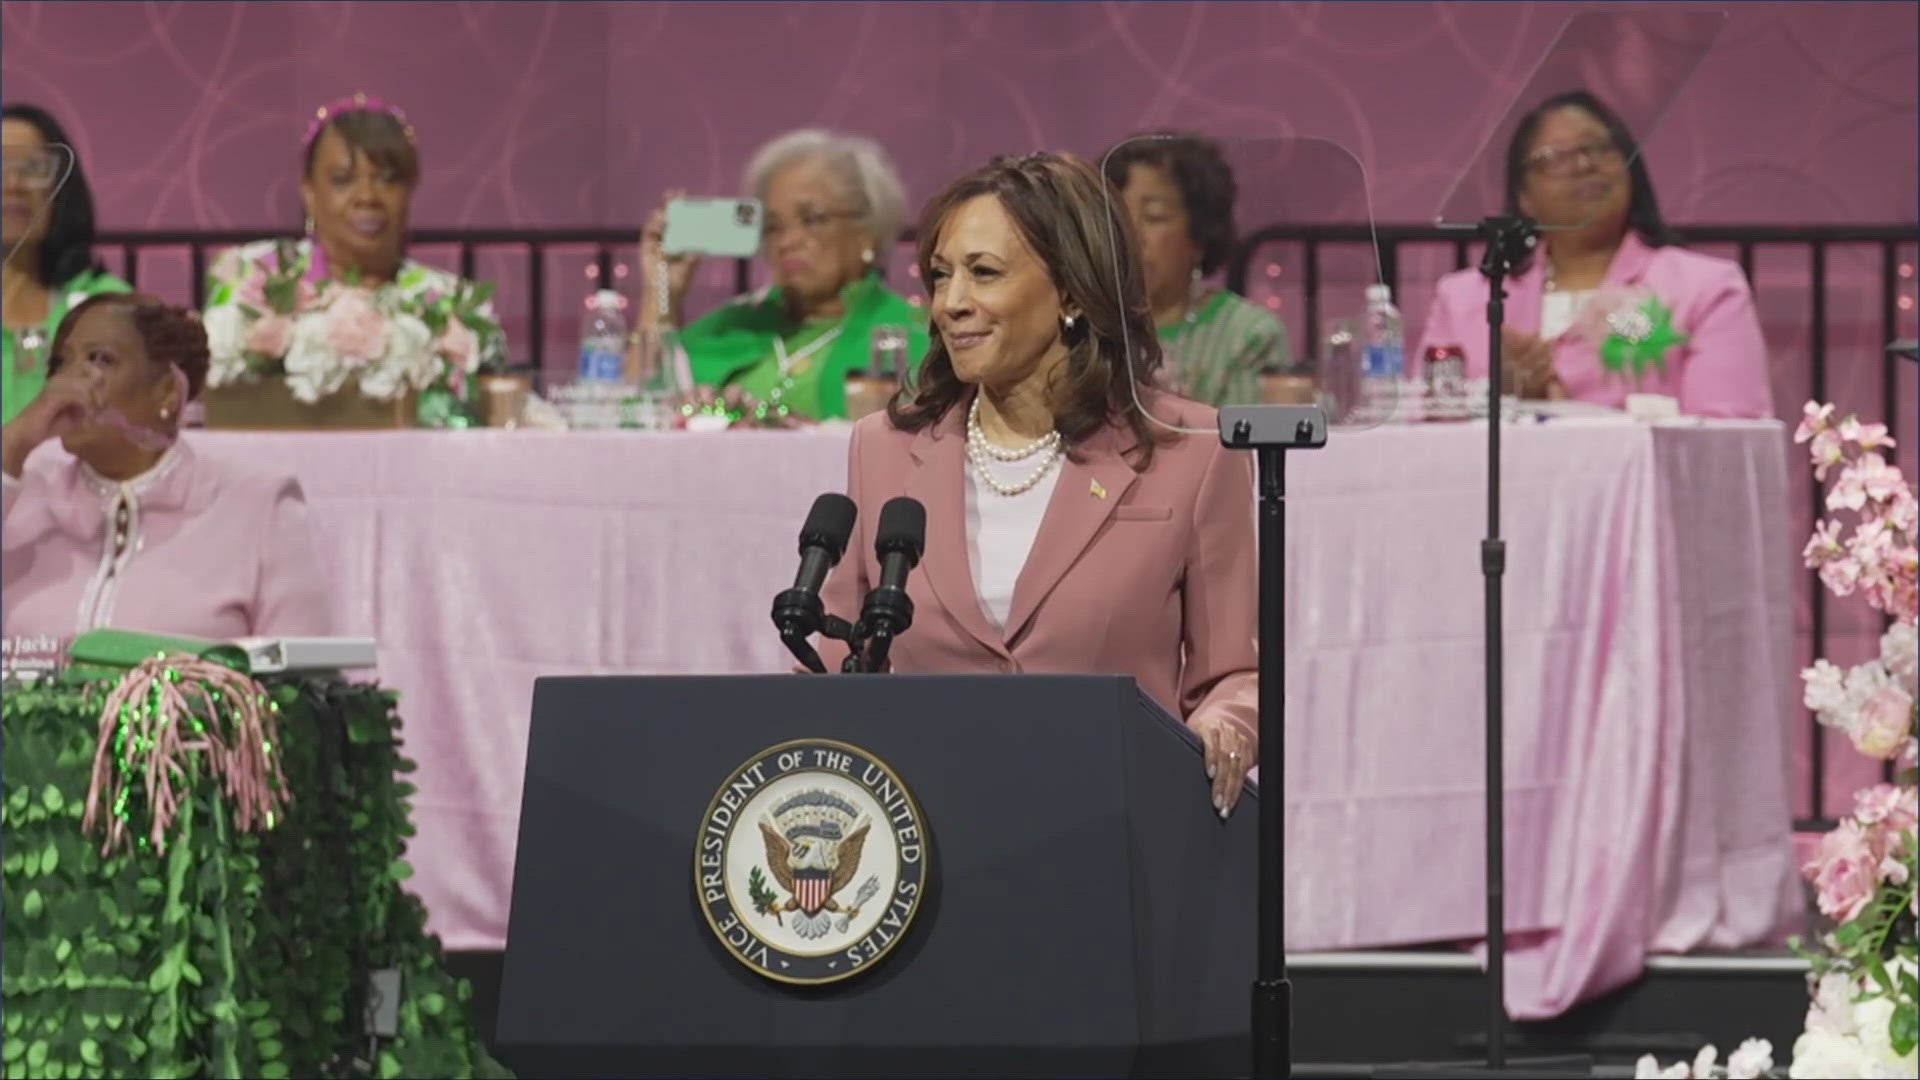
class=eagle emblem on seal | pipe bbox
[752,790,877,939]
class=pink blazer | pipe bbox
[818,392,1258,746]
[2,437,332,642]
[1414,232,1774,419]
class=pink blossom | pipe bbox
[1851,683,1913,759]
[244,313,294,359]
[1804,520,1845,567]
[1826,452,1908,514]
[1806,818,1882,922]
[1818,554,1863,598]
[323,289,388,361]
[1856,453,1908,504]
[1796,401,1836,443]
[1809,428,1845,480]
[1838,416,1895,452]
[1853,783,1917,834]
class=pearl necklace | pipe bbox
[967,395,1062,497]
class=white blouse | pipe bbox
[1539,288,1595,342]
[963,455,1062,634]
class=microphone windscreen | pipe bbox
[799,493,858,560]
[875,496,926,560]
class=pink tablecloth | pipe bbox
[190,416,1800,1020]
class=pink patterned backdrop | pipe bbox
[4,0,1916,819]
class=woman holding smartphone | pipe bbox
[635,129,928,421]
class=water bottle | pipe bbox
[1360,283,1403,421]
[577,289,627,383]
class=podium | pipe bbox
[496,674,1259,1078]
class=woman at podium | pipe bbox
[1,294,332,641]
[1415,90,1773,418]
[818,152,1257,817]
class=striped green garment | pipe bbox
[1156,289,1292,406]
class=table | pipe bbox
[189,416,1802,1020]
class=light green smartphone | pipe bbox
[662,197,764,258]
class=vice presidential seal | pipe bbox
[695,739,928,984]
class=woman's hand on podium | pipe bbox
[1191,714,1252,819]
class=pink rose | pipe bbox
[236,268,270,312]
[1852,683,1914,759]
[437,318,478,373]
[323,289,388,361]
[245,313,294,358]
[1806,819,1881,922]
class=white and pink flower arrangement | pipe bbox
[1784,402,1918,1078]
[202,238,504,406]
[1637,402,1915,1080]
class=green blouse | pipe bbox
[2,268,132,423]
[1157,289,1291,407]
[678,272,929,420]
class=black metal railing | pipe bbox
[96,221,1918,828]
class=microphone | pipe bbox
[771,493,857,673]
[853,496,925,674]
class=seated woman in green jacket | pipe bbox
[634,129,928,421]
[3,104,131,423]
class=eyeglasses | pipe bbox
[1,151,62,189]
[1525,137,1623,178]
[762,208,861,241]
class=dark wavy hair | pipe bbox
[50,292,211,401]
[1503,90,1674,270]
[2,103,107,288]
[1100,130,1240,276]
[889,152,1172,468]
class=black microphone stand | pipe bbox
[771,589,857,675]
[1219,403,1328,1080]
[1374,217,1587,1079]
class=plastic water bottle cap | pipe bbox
[1365,283,1393,303]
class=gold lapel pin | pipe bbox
[1090,479,1107,500]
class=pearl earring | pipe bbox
[160,407,171,420]
[1062,314,1077,331]
[861,247,875,266]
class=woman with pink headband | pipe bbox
[200,94,504,422]
[1,293,332,641]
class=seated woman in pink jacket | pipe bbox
[818,152,1257,817]
[1,293,331,642]
[1416,90,1773,419]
